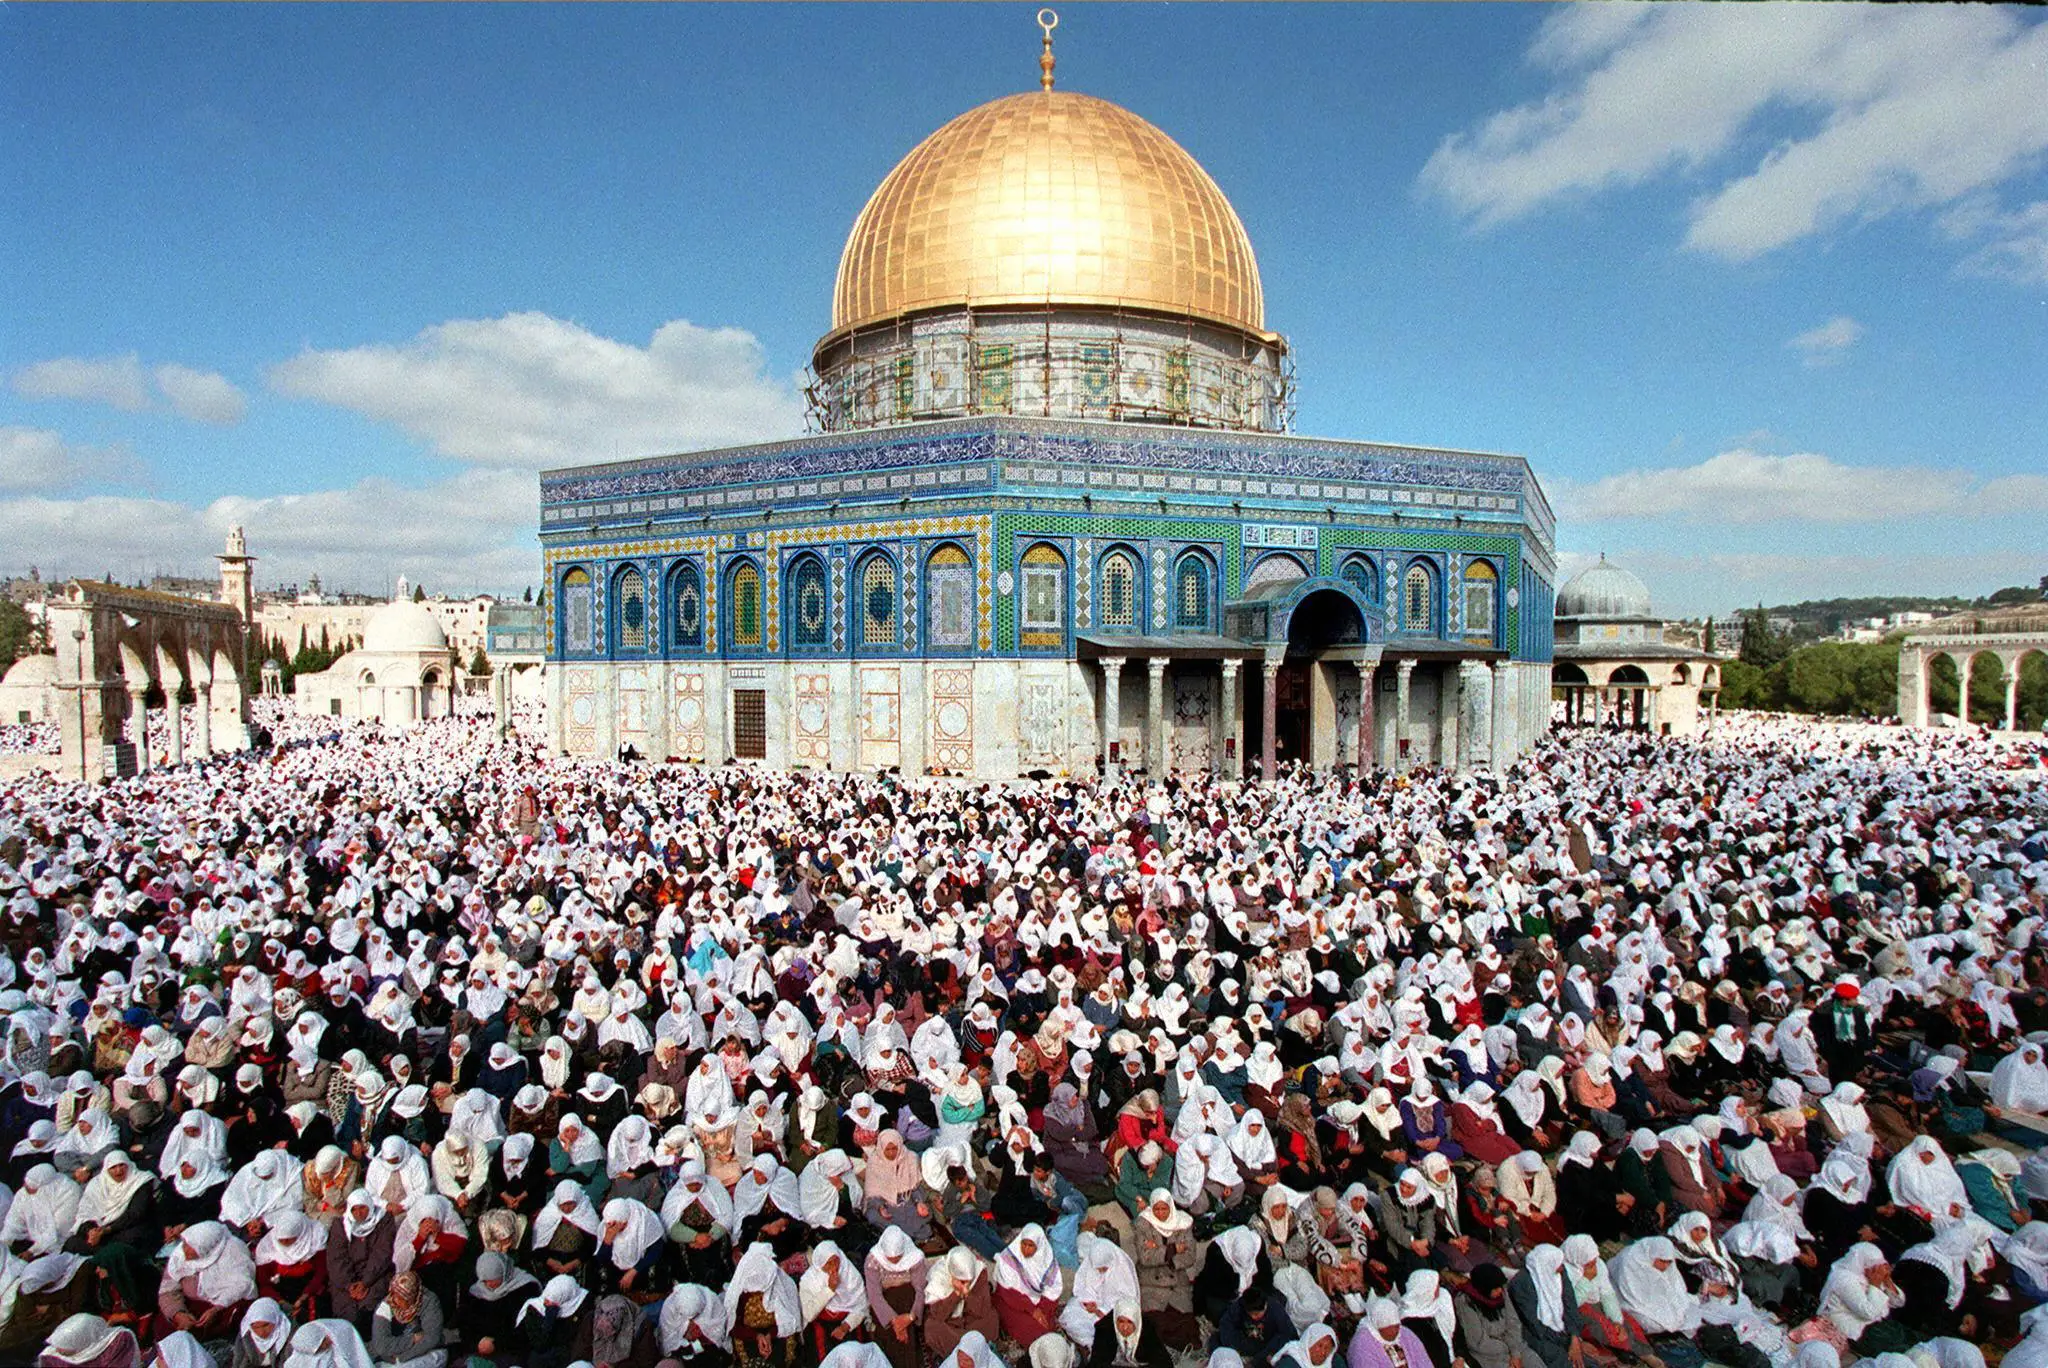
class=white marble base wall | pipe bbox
[549,655,1551,778]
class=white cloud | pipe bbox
[1421,7,2048,265]
[267,312,807,470]
[13,354,151,411]
[154,364,249,425]
[0,426,146,493]
[1788,315,1863,365]
[1978,473,2048,513]
[1562,447,1978,523]
[12,354,250,425]
[1945,197,2048,285]
[0,468,539,594]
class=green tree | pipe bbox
[0,599,30,673]
[412,584,426,603]
[1702,618,1717,654]
[1739,605,1790,670]
[468,646,491,676]
[1717,659,1770,710]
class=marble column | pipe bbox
[1261,659,1281,782]
[167,699,185,768]
[1146,658,1169,776]
[1958,656,1974,724]
[1100,657,1126,776]
[2007,668,2021,731]
[1394,659,1414,771]
[1439,664,1462,770]
[1219,661,1240,777]
[1459,661,1485,770]
[128,687,151,773]
[195,685,212,757]
[1491,659,1512,771]
[1355,662,1376,770]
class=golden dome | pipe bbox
[825,90,1269,345]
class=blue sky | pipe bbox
[2,3,2044,614]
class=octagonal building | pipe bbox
[539,40,1557,778]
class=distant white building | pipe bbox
[291,596,464,728]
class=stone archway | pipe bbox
[46,581,247,778]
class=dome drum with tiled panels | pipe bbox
[810,89,1290,435]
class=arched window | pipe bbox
[670,561,704,650]
[1462,560,1497,641]
[787,555,830,650]
[560,567,594,654]
[614,566,647,652]
[1402,562,1435,634]
[1099,548,1141,630]
[1019,543,1067,649]
[1244,552,1307,597]
[727,561,762,651]
[926,544,975,651]
[1174,551,1213,631]
[856,552,897,649]
[1340,556,1378,605]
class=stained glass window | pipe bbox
[1100,550,1139,630]
[615,567,647,652]
[1463,561,1497,639]
[927,544,974,650]
[1175,553,1211,630]
[1341,557,1378,605]
[729,562,762,650]
[1020,543,1066,648]
[789,556,829,649]
[672,562,703,650]
[858,553,896,648]
[561,567,594,654]
[1403,563,1434,634]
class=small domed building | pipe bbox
[538,21,1562,777]
[292,590,462,728]
[1550,556,1719,736]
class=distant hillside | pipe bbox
[1759,580,2044,639]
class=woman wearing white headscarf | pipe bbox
[1059,1231,1140,1350]
[231,1297,293,1368]
[1886,1136,1968,1227]
[594,1196,665,1294]
[992,1223,1063,1347]
[727,1240,803,1365]
[282,1319,374,1368]
[1608,1236,1697,1336]
[1990,1041,2048,1112]
[219,1151,304,1234]
[513,1274,592,1368]
[1507,1245,1576,1368]
[3,1164,80,1257]
[159,1221,257,1341]
[68,1152,152,1251]
[1816,1243,1903,1347]
[1559,1232,1651,1361]
[660,1282,732,1358]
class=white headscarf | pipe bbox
[726,1242,803,1336]
[659,1283,732,1353]
[165,1221,259,1307]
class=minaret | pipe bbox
[217,526,254,622]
